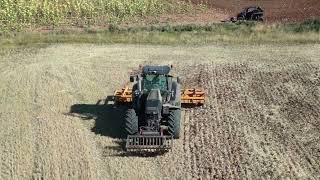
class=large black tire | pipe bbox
[168,109,181,139]
[170,81,181,106]
[124,109,138,135]
[237,15,245,21]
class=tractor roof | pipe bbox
[142,66,171,75]
[245,6,263,12]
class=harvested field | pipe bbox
[0,44,319,179]
[188,0,320,22]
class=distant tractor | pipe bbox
[230,6,264,22]
[114,65,204,151]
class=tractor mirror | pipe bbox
[130,76,134,82]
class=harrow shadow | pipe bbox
[68,96,128,139]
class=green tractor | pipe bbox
[124,65,181,151]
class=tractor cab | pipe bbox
[141,66,173,96]
[238,6,264,21]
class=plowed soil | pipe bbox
[187,0,320,22]
[0,44,319,179]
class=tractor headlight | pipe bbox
[134,90,140,96]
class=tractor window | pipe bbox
[143,75,167,91]
[247,7,256,13]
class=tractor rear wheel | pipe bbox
[124,109,138,135]
[168,109,181,139]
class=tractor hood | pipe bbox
[145,89,162,114]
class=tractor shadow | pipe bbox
[67,96,192,157]
[68,96,128,139]
[68,97,166,157]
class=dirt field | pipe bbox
[187,0,320,22]
[0,44,319,179]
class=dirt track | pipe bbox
[188,0,320,22]
[0,44,319,179]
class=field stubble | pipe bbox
[0,44,319,179]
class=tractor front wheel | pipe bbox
[168,109,181,139]
[124,109,138,135]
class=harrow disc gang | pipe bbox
[114,87,205,105]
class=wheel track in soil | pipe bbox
[179,62,251,179]
[216,63,253,180]
[246,62,320,179]
[247,66,300,179]
[282,64,320,177]
[279,64,319,175]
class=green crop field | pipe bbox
[0,0,192,31]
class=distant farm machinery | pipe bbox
[222,6,264,22]
[113,65,204,152]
